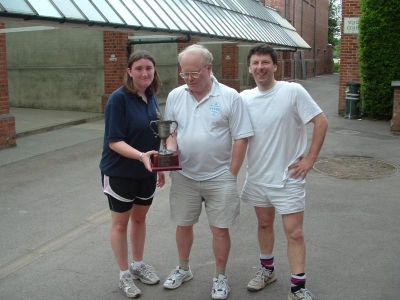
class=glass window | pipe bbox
[207,5,239,38]
[138,0,167,29]
[121,0,153,28]
[1,0,34,14]
[168,1,201,33]
[161,2,190,31]
[187,1,220,36]
[198,4,230,37]
[221,10,247,39]
[230,12,256,41]
[52,0,85,20]
[91,0,123,23]
[242,15,264,41]
[146,0,179,31]
[73,0,105,22]
[107,0,141,26]
[179,0,209,34]
[25,0,62,17]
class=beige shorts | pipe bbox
[241,177,306,215]
[169,171,240,228]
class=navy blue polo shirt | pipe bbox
[99,86,161,178]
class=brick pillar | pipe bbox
[221,43,240,91]
[0,23,16,149]
[338,0,362,115]
[391,81,400,133]
[102,31,130,112]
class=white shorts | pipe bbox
[240,177,306,215]
[169,171,240,228]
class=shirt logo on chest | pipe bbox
[209,102,221,116]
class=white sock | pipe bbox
[132,261,144,270]
[120,269,130,279]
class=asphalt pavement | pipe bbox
[0,73,399,300]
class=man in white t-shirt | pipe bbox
[240,43,328,300]
[162,44,254,300]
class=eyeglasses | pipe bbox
[179,67,206,79]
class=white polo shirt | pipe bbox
[164,76,254,181]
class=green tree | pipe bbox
[328,0,341,47]
[359,0,400,119]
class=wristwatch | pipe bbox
[139,152,144,163]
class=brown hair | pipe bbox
[123,50,162,94]
[246,43,278,66]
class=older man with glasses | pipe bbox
[162,44,254,300]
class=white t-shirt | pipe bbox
[164,76,254,181]
[240,81,322,188]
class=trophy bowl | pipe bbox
[149,120,182,172]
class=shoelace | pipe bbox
[138,265,155,277]
[254,268,271,281]
[213,278,229,291]
[167,268,181,280]
[294,288,313,300]
[121,275,135,286]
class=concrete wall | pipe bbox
[6,23,104,112]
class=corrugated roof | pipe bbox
[0,0,311,50]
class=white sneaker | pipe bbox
[247,267,277,291]
[211,274,230,300]
[118,273,141,298]
[288,288,317,300]
[163,266,193,289]
[129,263,160,285]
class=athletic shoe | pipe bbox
[163,266,193,289]
[129,263,160,285]
[288,288,317,300]
[211,274,230,300]
[118,273,141,298]
[247,267,277,291]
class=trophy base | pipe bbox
[151,152,182,172]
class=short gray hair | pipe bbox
[178,44,213,65]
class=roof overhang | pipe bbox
[0,0,311,50]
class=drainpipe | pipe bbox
[314,1,317,76]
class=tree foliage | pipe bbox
[328,0,341,46]
[359,0,400,119]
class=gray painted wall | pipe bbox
[6,23,104,112]
[5,22,249,112]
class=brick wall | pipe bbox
[263,0,332,80]
[392,84,400,132]
[102,31,131,112]
[220,44,240,91]
[0,23,16,149]
[339,0,362,115]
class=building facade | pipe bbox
[0,0,333,149]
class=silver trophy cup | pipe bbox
[149,120,178,155]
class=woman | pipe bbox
[100,50,165,298]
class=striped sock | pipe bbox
[260,253,274,271]
[291,273,306,292]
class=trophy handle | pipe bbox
[149,120,158,137]
[170,121,178,135]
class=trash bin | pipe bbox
[345,82,361,119]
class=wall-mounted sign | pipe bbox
[344,17,360,34]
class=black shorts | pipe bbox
[101,173,157,213]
